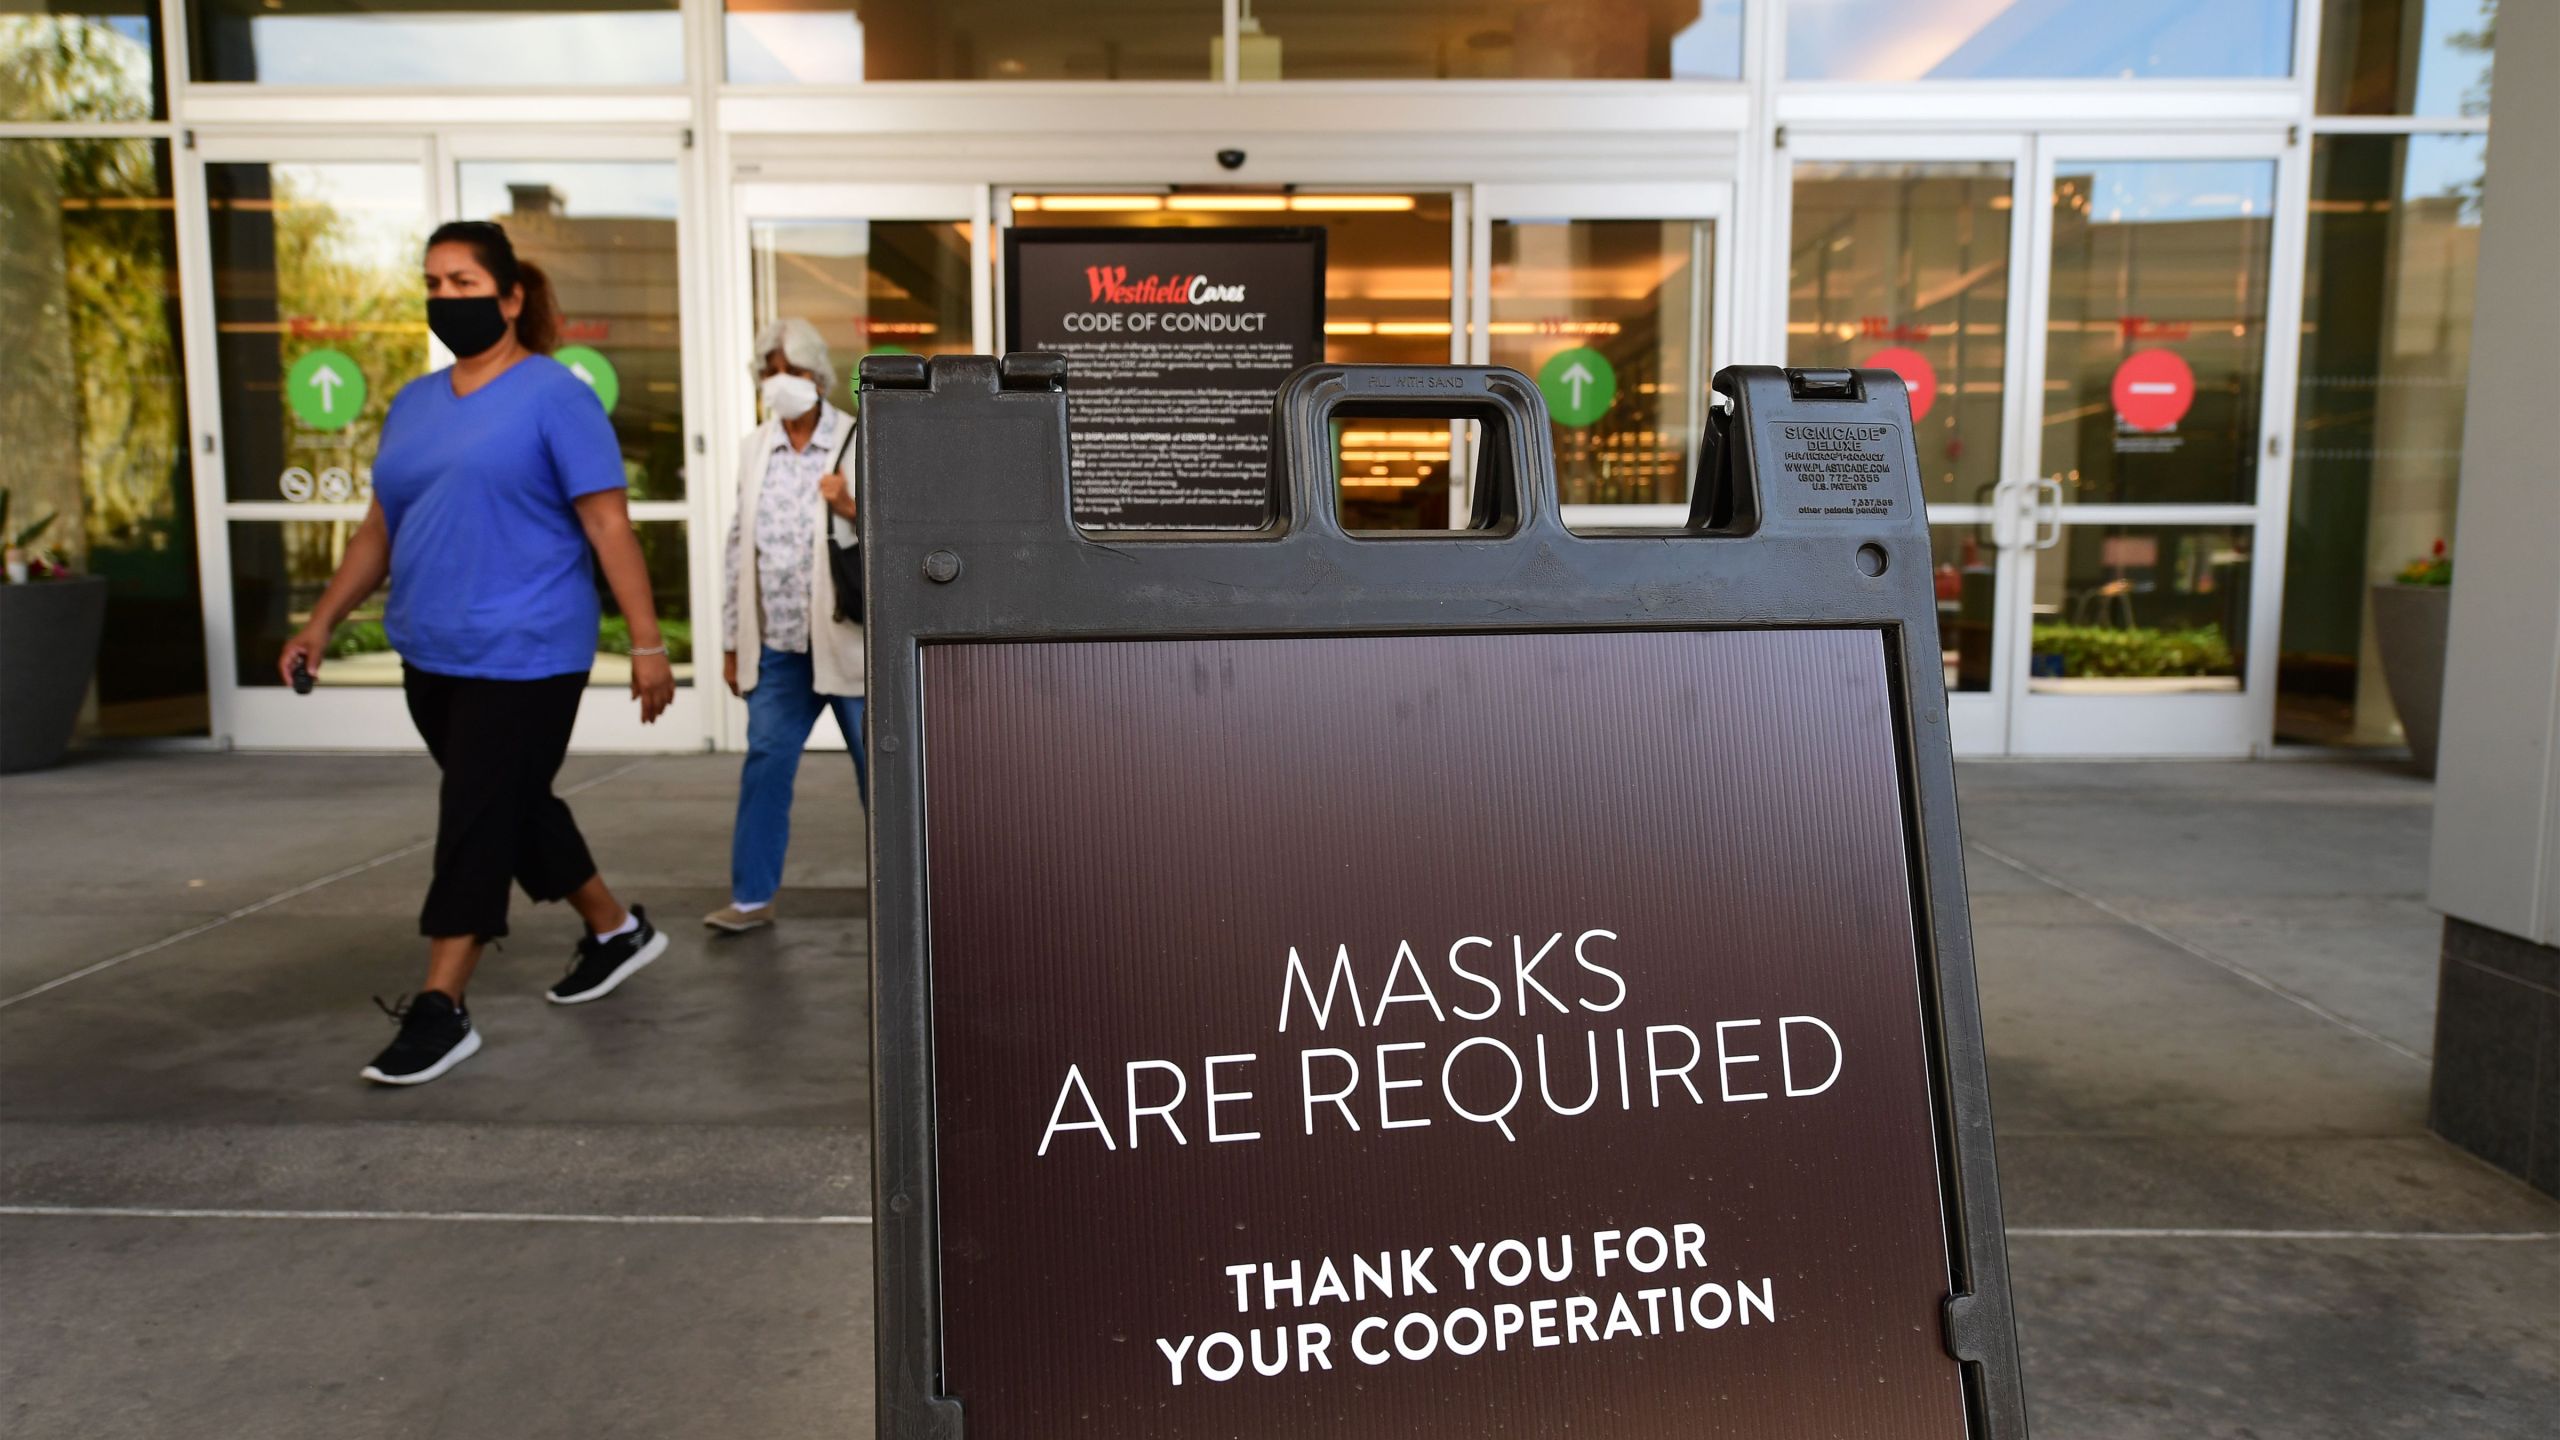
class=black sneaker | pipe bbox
[360,991,482,1086]
[547,906,667,1005]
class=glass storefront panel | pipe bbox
[2027,524,2252,694]
[749,219,974,412]
[457,161,685,501]
[2,1,162,121]
[725,1,1217,84]
[228,517,387,687]
[206,160,428,507]
[1245,1,1742,80]
[1,137,204,737]
[599,519,694,689]
[1929,522,1998,693]
[1011,190,1459,529]
[1789,161,2012,508]
[2316,0,2496,116]
[2041,160,2276,506]
[2279,133,2482,746]
[1787,0,2295,81]
[1488,218,1708,509]
[229,518,694,688]
[192,0,682,86]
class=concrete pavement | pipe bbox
[2,751,2553,1437]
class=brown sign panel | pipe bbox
[923,626,1966,1438]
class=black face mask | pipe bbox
[427,296,509,358]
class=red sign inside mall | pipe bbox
[2111,347,2195,431]
[1865,345,1938,420]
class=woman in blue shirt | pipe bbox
[279,220,678,1087]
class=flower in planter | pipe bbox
[2397,538,2452,588]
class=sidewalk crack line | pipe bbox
[1967,839,2430,1066]
[0,758,656,1011]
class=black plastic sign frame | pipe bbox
[859,353,2027,1440]
[1002,225,1325,531]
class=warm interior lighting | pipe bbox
[1340,430,1450,446]
[1291,195,1417,212]
[1167,194,1288,212]
[1374,320,1452,336]
[1324,320,1376,335]
[1483,320,1624,337]
[1024,195,1166,212]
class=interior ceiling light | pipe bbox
[1168,194,1289,211]
[1374,321,1453,336]
[1027,195,1166,212]
[1290,195,1417,212]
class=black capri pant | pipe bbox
[404,666,598,941]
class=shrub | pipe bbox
[2029,624,2235,678]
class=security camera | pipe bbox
[1216,148,1247,172]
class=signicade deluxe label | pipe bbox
[1776,421,1907,521]
[921,628,1966,1439]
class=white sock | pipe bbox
[732,899,770,913]
[594,911,639,943]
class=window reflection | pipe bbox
[725,0,1218,83]
[1,2,162,121]
[2029,525,2251,693]
[206,161,429,506]
[2316,0,2495,116]
[1246,0,1743,80]
[458,163,685,501]
[1930,523,1997,693]
[1791,162,2012,507]
[1787,0,2295,81]
[1489,219,1708,509]
[2279,134,2483,746]
[1,137,205,736]
[2041,162,2276,506]
[232,519,694,688]
[750,219,974,412]
[192,0,682,87]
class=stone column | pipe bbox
[2425,0,2560,1199]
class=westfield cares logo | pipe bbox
[1085,265,1248,305]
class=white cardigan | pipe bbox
[727,411,864,697]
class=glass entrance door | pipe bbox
[1472,183,1728,534]
[2010,137,2293,757]
[194,133,707,751]
[724,181,987,750]
[1786,139,2030,757]
[193,135,436,749]
[1786,134,2294,756]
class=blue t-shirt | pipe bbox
[372,356,629,680]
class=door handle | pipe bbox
[1988,478,2025,550]
[2033,477,2063,550]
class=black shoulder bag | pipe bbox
[824,416,863,625]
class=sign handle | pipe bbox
[1272,364,1562,540]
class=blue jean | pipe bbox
[732,646,867,908]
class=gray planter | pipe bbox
[2370,581,2450,777]
[0,575,108,774]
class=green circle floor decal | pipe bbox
[286,348,366,431]
[554,346,620,414]
[1536,346,1618,429]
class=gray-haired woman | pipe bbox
[704,317,866,934]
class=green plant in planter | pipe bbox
[2029,624,2236,679]
[2396,538,2451,587]
[1,487,65,582]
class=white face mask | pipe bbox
[760,371,820,421]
